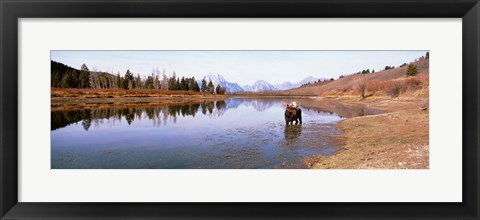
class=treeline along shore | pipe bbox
[51,60,227,95]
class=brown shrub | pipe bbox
[363,74,429,98]
[366,80,385,93]
[405,77,422,91]
[386,82,401,97]
[353,79,367,99]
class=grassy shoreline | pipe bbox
[51,88,229,111]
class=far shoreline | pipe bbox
[50,88,327,111]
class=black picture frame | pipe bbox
[1,0,478,219]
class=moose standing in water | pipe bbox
[284,102,302,125]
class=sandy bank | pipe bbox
[304,96,429,169]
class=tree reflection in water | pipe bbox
[51,100,228,131]
[51,98,379,132]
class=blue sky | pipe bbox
[51,51,427,85]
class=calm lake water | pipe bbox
[51,98,380,169]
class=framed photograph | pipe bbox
[1,0,478,219]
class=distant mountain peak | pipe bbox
[243,80,278,92]
[274,76,323,90]
[205,73,225,80]
[198,74,244,93]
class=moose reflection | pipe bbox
[284,125,302,144]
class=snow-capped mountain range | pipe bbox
[198,73,322,93]
[197,74,244,93]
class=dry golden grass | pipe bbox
[51,98,227,112]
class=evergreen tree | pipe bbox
[176,78,181,90]
[52,71,61,87]
[207,80,215,94]
[81,63,89,72]
[135,74,142,89]
[191,77,200,92]
[60,72,72,88]
[385,66,395,70]
[181,77,188,91]
[188,77,195,91]
[78,70,90,88]
[145,76,154,89]
[120,76,127,89]
[125,69,134,89]
[406,64,418,77]
[215,85,226,94]
[201,79,208,92]
[116,73,122,89]
[426,52,429,59]
[169,75,177,90]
